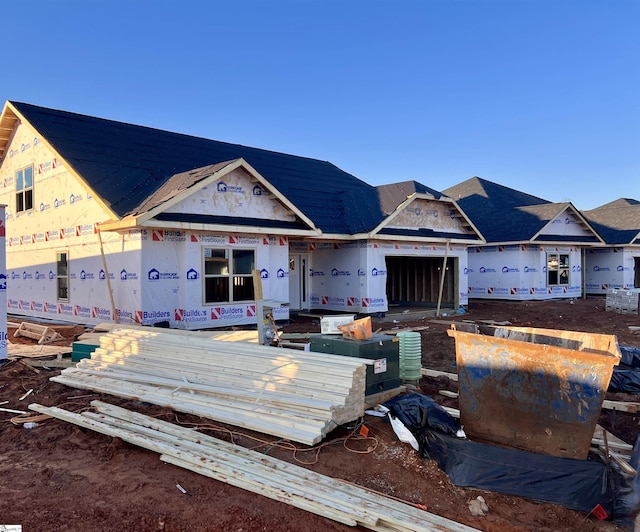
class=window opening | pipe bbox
[16,165,34,212]
[547,253,570,286]
[57,251,69,300]
[203,247,255,304]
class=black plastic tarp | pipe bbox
[421,428,614,515]
[384,392,460,436]
[384,393,617,517]
[609,345,640,393]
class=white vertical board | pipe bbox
[0,206,6,360]
[585,248,638,294]
[467,245,582,300]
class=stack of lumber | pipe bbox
[51,328,371,445]
[30,400,478,532]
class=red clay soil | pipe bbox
[1,298,638,531]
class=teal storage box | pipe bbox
[71,341,99,362]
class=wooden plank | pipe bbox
[30,401,480,532]
[422,368,458,381]
[602,399,640,413]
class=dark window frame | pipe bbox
[57,250,69,301]
[16,165,34,213]
[203,247,255,304]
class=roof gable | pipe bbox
[444,177,601,244]
[130,158,317,233]
[583,198,640,245]
[5,101,382,235]
[370,194,484,244]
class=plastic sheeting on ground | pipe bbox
[421,428,614,515]
[609,345,640,393]
[384,393,621,518]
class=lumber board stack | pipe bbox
[30,401,478,532]
[51,328,371,445]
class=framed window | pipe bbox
[57,251,69,300]
[547,253,569,286]
[16,165,34,213]
[203,247,255,304]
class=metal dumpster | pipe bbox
[447,324,622,459]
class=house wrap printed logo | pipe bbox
[479,267,497,273]
[116,309,135,321]
[74,305,92,318]
[58,303,74,316]
[80,270,95,280]
[152,230,185,242]
[277,268,288,278]
[211,306,245,320]
[217,181,243,193]
[148,268,179,281]
[361,297,385,308]
[331,268,351,277]
[501,266,520,273]
[92,307,113,320]
[141,310,171,322]
[371,267,386,276]
[321,295,346,305]
[175,308,208,323]
[120,269,138,280]
[310,269,325,277]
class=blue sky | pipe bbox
[2,0,638,210]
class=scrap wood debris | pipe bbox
[30,400,480,532]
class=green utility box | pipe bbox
[309,333,401,396]
[71,341,99,362]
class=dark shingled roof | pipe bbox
[583,199,640,245]
[443,177,599,243]
[10,101,386,234]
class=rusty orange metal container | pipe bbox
[447,324,621,459]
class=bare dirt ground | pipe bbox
[1,297,639,531]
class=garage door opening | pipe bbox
[385,256,458,308]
